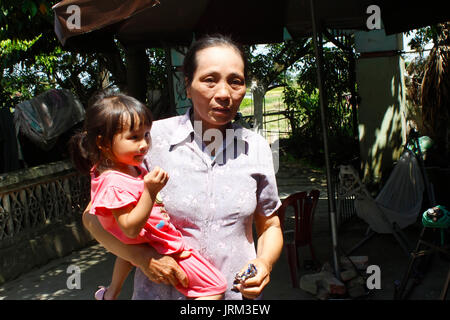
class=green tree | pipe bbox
[1,0,60,107]
[404,24,449,165]
[1,0,169,110]
[0,1,171,169]
[282,35,359,166]
[246,38,312,130]
[420,23,449,163]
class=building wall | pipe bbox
[355,31,407,186]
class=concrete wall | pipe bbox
[355,31,407,186]
[0,160,94,284]
[356,54,407,184]
[0,217,94,284]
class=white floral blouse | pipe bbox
[132,108,281,300]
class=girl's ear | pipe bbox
[96,135,108,151]
[96,135,103,149]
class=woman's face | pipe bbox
[186,45,246,132]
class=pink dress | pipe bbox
[89,167,227,298]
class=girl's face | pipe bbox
[186,45,246,133]
[109,115,151,169]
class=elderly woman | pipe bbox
[82,34,283,300]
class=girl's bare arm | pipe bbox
[82,207,188,288]
[112,188,155,238]
[112,166,168,238]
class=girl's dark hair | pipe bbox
[182,34,248,87]
[69,91,153,174]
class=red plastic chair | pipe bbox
[277,190,320,288]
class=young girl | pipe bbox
[69,92,227,300]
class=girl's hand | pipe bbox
[235,258,271,299]
[144,166,169,196]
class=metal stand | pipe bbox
[347,224,411,257]
[394,226,449,300]
[309,0,340,279]
[346,129,435,257]
[336,165,412,257]
[393,129,450,299]
[440,267,450,300]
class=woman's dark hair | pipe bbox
[69,91,153,174]
[182,34,248,87]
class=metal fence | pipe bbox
[332,167,357,229]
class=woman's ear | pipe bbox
[185,77,191,99]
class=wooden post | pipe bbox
[126,46,149,103]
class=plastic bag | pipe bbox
[13,89,85,151]
[355,150,424,233]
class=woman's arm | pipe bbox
[82,208,188,289]
[237,212,283,299]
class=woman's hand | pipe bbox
[235,258,271,299]
[235,211,283,299]
[82,208,188,289]
[137,250,189,289]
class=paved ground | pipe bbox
[0,162,448,300]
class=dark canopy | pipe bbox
[53,0,450,50]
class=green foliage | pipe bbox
[0,1,69,108]
[0,1,54,40]
[0,37,101,108]
[0,1,169,110]
[406,25,443,51]
[240,97,253,108]
[0,1,173,170]
[246,38,311,88]
[296,46,353,110]
[282,41,359,167]
[283,84,319,137]
[146,48,168,91]
[404,24,450,165]
[0,36,40,55]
